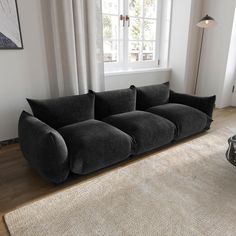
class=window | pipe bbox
[102,0,172,72]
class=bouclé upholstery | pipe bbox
[19,82,216,183]
[147,103,208,140]
[169,90,216,118]
[58,120,133,174]
[103,111,176,154]
[18,111,69,183]
[91,87,136,120]
[135,82,169,110]
[27,92,95,129]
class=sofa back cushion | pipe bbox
[91,87,136,120]
[27,92,95,129]
[135,82,170,110]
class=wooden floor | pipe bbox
[1,107,236,235]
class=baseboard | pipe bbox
[0,138,19,148]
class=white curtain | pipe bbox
[49,0,105,96]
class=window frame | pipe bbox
[102,0,172,73]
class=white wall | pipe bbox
[169,0,236,108]
[197,0,236,107]
[185,0,204,93]
[168,0,193,92]
[0,0,51,141]
[168,0,205,94]
[105,69,170,90]
[222,6,236,107]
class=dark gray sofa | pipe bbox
[18,83,216,183]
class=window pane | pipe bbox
[129,18,142,40]
[102,0,118,15]
[129,41,141,62]
[144,0,157,18]
[103,40,118,62]
[103,15,118,40]
[128,0,143,17]
[143,42,155,60]
[144,19,156,40]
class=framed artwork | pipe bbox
[0,0,23,49]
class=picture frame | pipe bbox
[0,0,23,49]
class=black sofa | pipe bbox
[18,83,216,183]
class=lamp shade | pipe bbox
[197,15,216,28]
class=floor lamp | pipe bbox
[194,15,217,95]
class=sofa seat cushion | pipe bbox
[58,120,133,175]
[103,111,175,155]
[147,103,208,140]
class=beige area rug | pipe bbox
[4,127,236,236]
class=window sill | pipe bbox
[105,67,171,77]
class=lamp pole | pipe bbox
[194,15,216,95]
[194,28,204,95]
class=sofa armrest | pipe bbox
[169,90,216,118]
[18,111,69,184]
